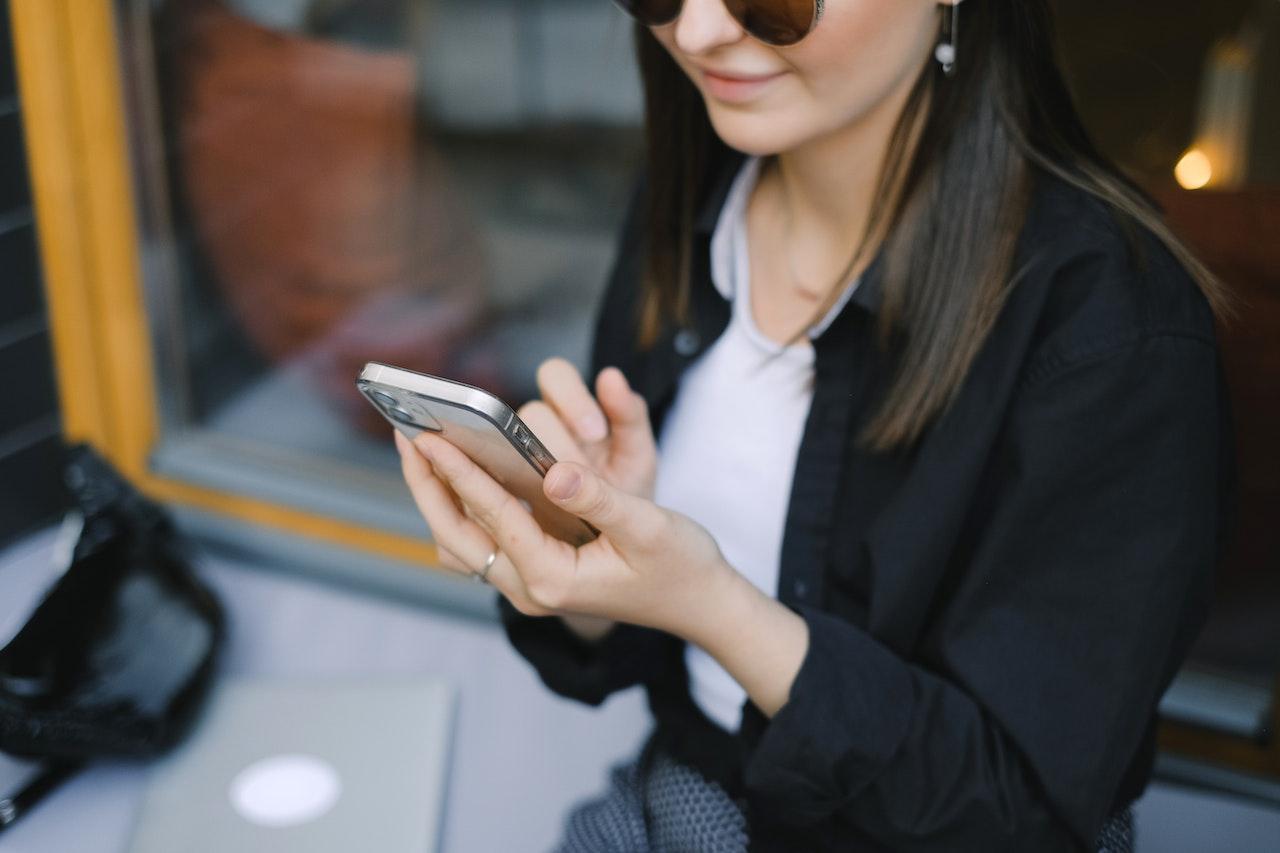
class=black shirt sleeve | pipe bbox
[498,597,678,706]
[740,331,1225,850]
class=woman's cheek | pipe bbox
[791,2,940,103]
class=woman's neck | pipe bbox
[760,64,926,299]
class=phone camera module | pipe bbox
[388,406,421,427]
[370,390,398,408]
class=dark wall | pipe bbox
[1051,0,1258,181]
[0,0,66,547]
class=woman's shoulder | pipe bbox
[1011,169,1220,383]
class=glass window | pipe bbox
[1054,0,1280,776]
[115,0,644,536]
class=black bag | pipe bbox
[0,444,224,828]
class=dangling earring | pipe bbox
[935,1,959,76]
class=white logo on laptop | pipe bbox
[229,754,343,828]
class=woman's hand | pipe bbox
[394,425,810,717]
[511,359,657,640]
[519,359,657,501]
[395,425,730,637]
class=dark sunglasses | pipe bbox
[613,0,825,47]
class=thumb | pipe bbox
[544,461,657,549]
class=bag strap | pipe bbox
[0,761,84,835]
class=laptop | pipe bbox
[127,678,454,853]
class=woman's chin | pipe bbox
[705,111,800,158]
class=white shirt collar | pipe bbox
[709,155,861,341]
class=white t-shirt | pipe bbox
[652,156,861,731]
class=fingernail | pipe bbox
[547,468,581,501]
[578,412,608,442]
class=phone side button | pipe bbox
[528,441,555,469]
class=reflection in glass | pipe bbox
[117,0,643,531]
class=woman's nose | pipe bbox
[671,0,748,55]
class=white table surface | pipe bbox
[0,525,650,853]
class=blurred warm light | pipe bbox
[1175,148,1214,190]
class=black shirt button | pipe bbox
[673,329,700,357]
[793,580,809,600]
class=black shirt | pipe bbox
[500,147,1236,852]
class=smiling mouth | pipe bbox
[702,69,784,83]
[698,69,787,102]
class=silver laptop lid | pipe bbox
[127,678,454,853]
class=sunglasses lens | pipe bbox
[614,0,684,26]
[615,0,818,46]
[725,0,818,46]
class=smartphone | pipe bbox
[357,362,596,547]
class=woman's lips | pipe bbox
[700,69,786,103]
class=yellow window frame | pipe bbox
[9,0,439,567]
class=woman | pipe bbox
[396,1,1238,850]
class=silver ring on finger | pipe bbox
[474,549,498,584]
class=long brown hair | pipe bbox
[633,1,1240,453]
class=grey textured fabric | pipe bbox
[556,752,747,853]
[556,759,650,853]
[556,751,1133,852]
[1095,806,1135,853]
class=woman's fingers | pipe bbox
[544,460,666,555]
[595,367,656,469]
[396,431,554,615]
[434,545,469,575]
[415,433,571,571]
[537,358,608,445]
[517,400,590,466]
[435,533,536,606]
[396,430,495,570]
[530,360,654,494]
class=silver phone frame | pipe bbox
[356,362,557,476]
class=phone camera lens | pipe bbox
[388,406,419,427]
[370,390,398,408]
